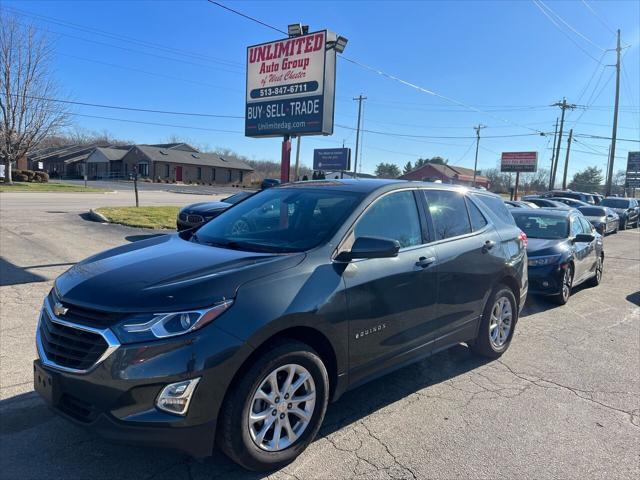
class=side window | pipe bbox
[579,216,593,234]
[570,217,582,237]
[466,197,488,231]
[354,191,422,248]
[473,194,514,224]
[424,190,472,240]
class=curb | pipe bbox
[88,209,110,223]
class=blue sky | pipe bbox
[3,0,639,177]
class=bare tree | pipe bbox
[1,13,67,183]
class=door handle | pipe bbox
[482,240,496,253]
[416,256,436,268]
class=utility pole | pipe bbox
[353,95,366,179]
[293,136,301,181]
[561,129,573,190]
[550,98,576,190]
[605,29,622,196]
[548,118,559,190]
[472,124,486,187]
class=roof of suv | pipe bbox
[510,207,573,217]
[280,178,495,195]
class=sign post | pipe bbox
[501,152,538,199]
[245,29,342,182]
[626,151,640,196]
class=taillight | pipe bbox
[518,231,528,248]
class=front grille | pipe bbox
[49,290,124,328]
[187,214,204,224]
[179,213,188,221]
[58,394,98,423]
[39,309,108,371]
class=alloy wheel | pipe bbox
[248,364,316,452]
[595,257,603,283]
[562,267,573,301]
[489,296,512,349]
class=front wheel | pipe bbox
[217,341,329,471]
[471,286,517,358]
[587,255,603,287]
[553,265,573,305]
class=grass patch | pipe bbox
[0,181,107,192]
[95,206,180,229]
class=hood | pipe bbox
[608,207,628,215]
[55,234,304,314]
[526,238,569,257]
[584,216,606,223]
[181,201,231,214]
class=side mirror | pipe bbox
[574,233,595,243]
[336,236,400,262]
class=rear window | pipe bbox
[579,207,606,216]
[601,198,631,208]
[511,213,569,240]
[472,193,514,224]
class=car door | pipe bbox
[578,215,598,277]
[423,190,505,352]
[342,189,439,386]
[570,214,590,282]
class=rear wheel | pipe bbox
[471,286,517,358]
[553,265,573,305]
[217,341,329,471]
[587,255,603,287]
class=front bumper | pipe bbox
[527,263,565,296]
[33,322,249,457]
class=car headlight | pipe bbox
[528,254,562,267]
[114,299,233,343]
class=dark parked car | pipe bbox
[504,200,540,209]
[599,197,639,229]
[521,196,573,209]
[548,190,596,205]
[511,208,603,305]
[577,206,619,235]
[260,178,280,190]
[177,191,255,231]
[34,180,527,470]
[552,197,591,208]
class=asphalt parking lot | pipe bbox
[1,191,639,480]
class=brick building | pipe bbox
[399,163,490,189]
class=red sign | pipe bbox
[501,152,538,173]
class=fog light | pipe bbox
[542,281,549,287]
[156,378,200,415]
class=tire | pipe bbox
[553,264,573,305]
[217,340,329,471]
[612,225,618,234]
[587,255,603,287]
[470,286,517,358]
[620,220,627,230]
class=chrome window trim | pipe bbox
[37,297,120,375]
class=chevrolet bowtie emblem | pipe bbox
[53,302,68,316]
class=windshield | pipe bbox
[600,198,630,209]
[222,191,254,205]
[512,213,569,239]
[579,207,606,216]
[194,188,363,253]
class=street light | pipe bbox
[288,23,308,37]
[326,35,348,53]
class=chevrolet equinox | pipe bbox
[34,180,527,471]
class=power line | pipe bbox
[3,5,244,68]
[334,123,549,140]
[206,1,547,136]
[580,0,616,35]
[535,0,606,51]
[531,0,602,62]
[9,94,244,119]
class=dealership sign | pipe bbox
[313,148,351,171]
[245,30,337,138]
[501,151,538,173]
[626,151,640,188]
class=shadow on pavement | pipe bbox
[0,257,48,286]
[0,345,489,479]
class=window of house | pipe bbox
[138,163,149,177]
[164,164,170,177]
[212,168,216,181]
[228,169,232,182]
[239,171,243,183]
[354,191,422,248]
[197,167,202,180]
[424,190,472,240]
